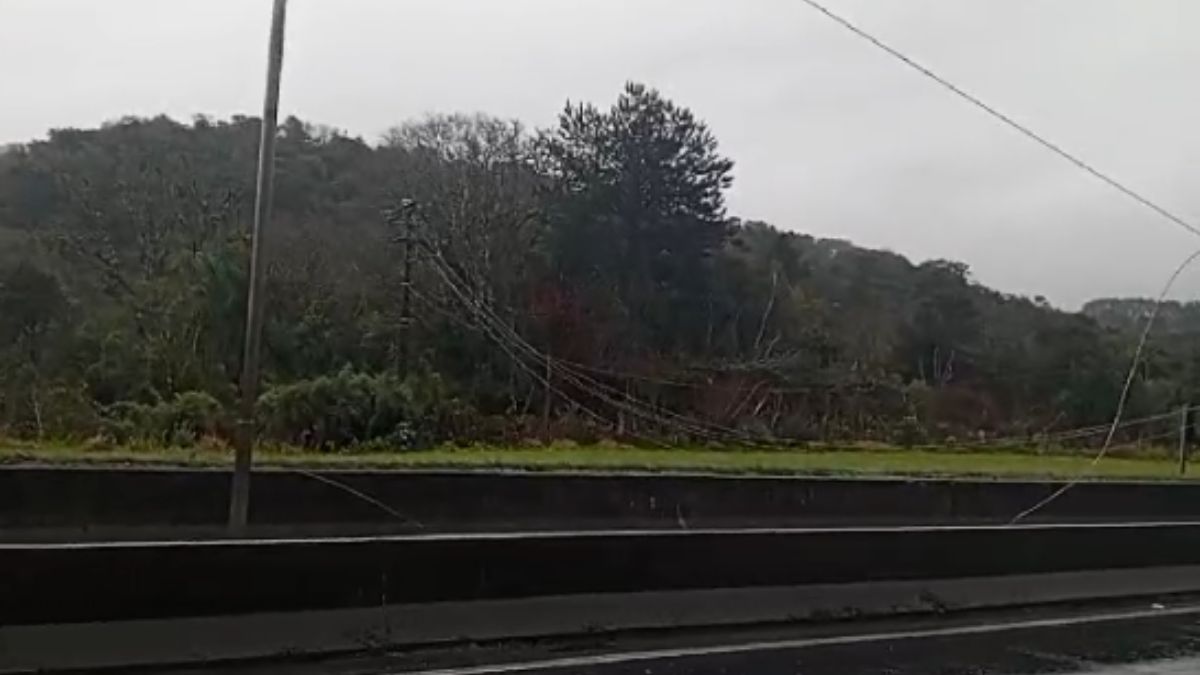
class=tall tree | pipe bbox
[539,82,734,358]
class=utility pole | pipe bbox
[400,208,415,373]
[387,200,418,373]
[1180,404,1192,477]
[229,0,289,530]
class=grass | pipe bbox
[0,438,1197,481]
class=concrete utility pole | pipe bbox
[1180,404,1191,477]
[230,0,289,529]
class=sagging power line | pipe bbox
[792,0,1200,523]
[798,0,1200,240]
[393,207,1198,455]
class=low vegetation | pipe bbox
[1,438,1195,482]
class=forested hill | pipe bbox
[1084,298,1200,335]
[0,83,1192,448]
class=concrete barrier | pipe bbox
[9,568,1200,672]
[5,466,1200,540]
[7,523,1200,672]
[6,522,1200,625]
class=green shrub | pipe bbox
[0,375,99,439]
[99,401,154,444]
[164,391,225,442]
[99,391,226,446]
[892,414,928,448]
[257,367,477,450]
[38,383,101,437]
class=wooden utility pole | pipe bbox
[399,206,415,374]
[229,0,289,530]
[385,199,419,373]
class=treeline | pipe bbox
[0,82,1193,449]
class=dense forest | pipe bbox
[0,83,1194,450]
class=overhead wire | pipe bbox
[1107,426,1182,449]
[422,244,751,445]
[794,0,1200,521]
[417,237,754,453]
[415,236,1200,507]
[550,329,1192,449]
[984,408,1193,447]
[423,252,618,433]
[390,214,752,445]
[411,240,919,446]
[289,468,417,526]
[418,251,618,431]
[797,0,1200,239]
[417,234,1200,462]
[415,237,789,446]
[1010,248,1200,523]
[391,4,1200,481]
[418,235,1199,454]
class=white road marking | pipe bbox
[8,520,1200,550]
[402,605,1200,674]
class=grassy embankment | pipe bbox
[0,438,1195,480]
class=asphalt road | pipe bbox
[1084,661,1200,674]
[178,598,1200,675]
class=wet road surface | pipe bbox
[179,598,1200,674]
[1081,660,1200,673]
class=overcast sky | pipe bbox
[3,0,1200,308]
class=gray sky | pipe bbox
[3,0,1200,308]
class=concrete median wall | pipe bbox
[9,568,1200,673]
[7,522,1200,625]
[8,523,1200,671]
[4,467,1200,540]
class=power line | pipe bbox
[290,469,416,526]
[796,1,1200,510]
[421,247,621,434]
[417,249,1195,450]
[420,241,771,446]
[416,252,1196,451]
[1011,247,1200,524]
[797,0,1200,240]
[425,252,707,440]
[953,407,1193,450]
[401,213,1200,459]
[422,242,1187,452]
